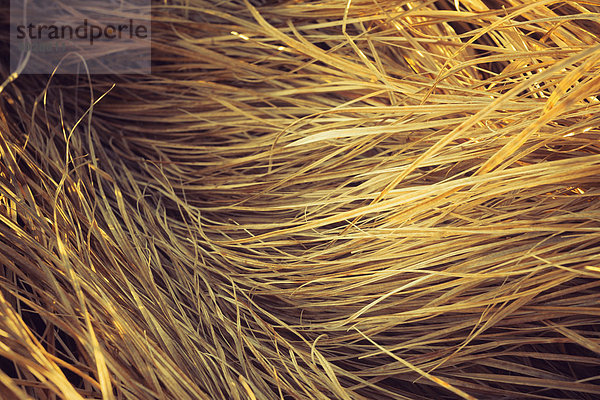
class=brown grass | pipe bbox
[1,0,600,399]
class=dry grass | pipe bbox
[1,0,600,399]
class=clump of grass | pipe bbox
[1,0,599,399]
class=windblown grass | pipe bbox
[1,0,600,399]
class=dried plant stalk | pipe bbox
[1,0,599,399]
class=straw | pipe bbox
[0,0,599,399]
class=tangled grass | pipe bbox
[1,0,600,399]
